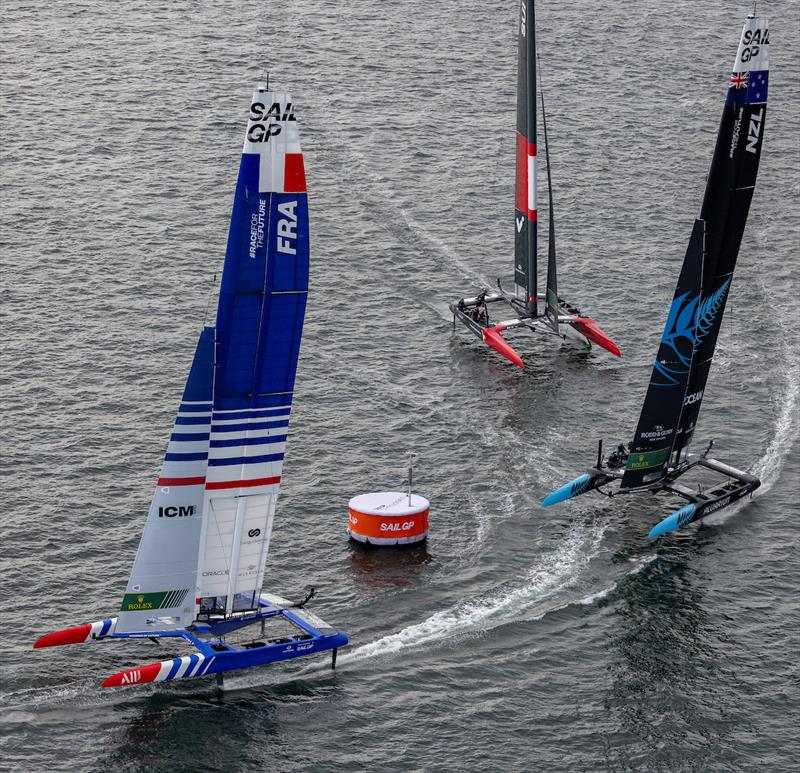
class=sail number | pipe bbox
[276,201,298,255]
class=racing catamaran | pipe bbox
[542,13,769,538]
[450,0,620,367]
[34,84,348,687]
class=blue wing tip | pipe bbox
[541,474,592,508]
[648,504,697,539]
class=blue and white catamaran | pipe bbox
[34,85,348,688]
[542,13,769,538]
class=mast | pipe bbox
[514,0,538,316]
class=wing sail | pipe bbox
[117,327,214,633]
[197,89,309,615]
[620,221,703,489]
[672,15,769,454]
[514,0,537,314]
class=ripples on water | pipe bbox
[2,0,799,770]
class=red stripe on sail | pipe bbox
[515,132,527,213]
[284,153,306,192]
[529,210,537,222]
[205,475,281,491]
[157,476,206,486]
[528,142,537,156]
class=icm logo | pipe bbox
[683,390,704,406]
[248,528,261,538]
[746,107,764,154]
[247,101,297,143]
[276,201,298,255]
[158,505,195,518]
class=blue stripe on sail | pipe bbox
[179,403,213,412]
[211,408,291,420]
[213,161,308,412]
[170,432,211,442]
[164,452,209,462]
[181,327,215,403]
[210,420,289,434]
[174,415,213,426]
[210,434,287,449]
[207,452,285,467]
[99,619,112,637]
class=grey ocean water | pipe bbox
[2,1,799,770]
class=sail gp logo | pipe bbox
[247,101,296,143]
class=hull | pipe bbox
[542,446,760,538]
[450,290,619,367]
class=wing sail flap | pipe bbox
[116,327,214,633]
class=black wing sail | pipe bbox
[622,14,769,487]
[514,0,538,315]
[621,220,704,488]
[672,17,769,455]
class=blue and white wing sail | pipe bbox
[117,327,214,633]
[197,88,309,614]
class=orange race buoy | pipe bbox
[348,492,429,546]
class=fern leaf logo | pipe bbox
[651,290,699,386]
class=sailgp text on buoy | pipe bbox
[348,454,429,546]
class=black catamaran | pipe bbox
[450,0,620,367]
[542,13,769,538]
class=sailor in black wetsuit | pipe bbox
[473,290,489,326]
[607,443,630,468]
